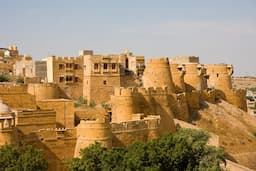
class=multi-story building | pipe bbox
[82,50,145,104]
[42,56,83,99]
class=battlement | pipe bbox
[206,64,233,74]
[171,56,199,64]
[147,57,169,64]
[113,87,169,96]
[33,128,76,141]
[111,115,160,133]
[50,56,81,62]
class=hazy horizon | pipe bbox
[1,0,256,76]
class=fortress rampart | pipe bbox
[74,118,112,157]
[111,87,176,135]
[206,64,233,91]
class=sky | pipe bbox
[1,0,256,76]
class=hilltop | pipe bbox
[193,100,256,170]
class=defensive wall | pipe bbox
[111,87,177,135]
[37,99,75,128]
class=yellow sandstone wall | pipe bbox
[170,63,186,93]
[27,83,60,100]
[74,118,112,157]
[37,99,75,128]
[143,58,175,93]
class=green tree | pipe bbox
[67,129,226,171]
[0,143,48,171]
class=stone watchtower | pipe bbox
[206,64,233,91]
[183,63,207,91]
[142,58,175,93]
[169,63,186,93]
[74,116,112,157]
[111,88,135,122]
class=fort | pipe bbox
[0,46,253,170]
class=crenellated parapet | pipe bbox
[33,128,76,141]
[113,87,169,97]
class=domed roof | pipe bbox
[0,101,11,114]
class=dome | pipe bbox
[0,101,11,114]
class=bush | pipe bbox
[16,77,24,83]
[0,74,9,82]
[0,143,48,171]
[68,129,226,171]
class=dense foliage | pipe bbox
[0,74,10,82]
[0,143,48,171]
[68,129,226,171]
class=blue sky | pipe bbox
[1,0,256,76]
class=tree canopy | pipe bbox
[68,129,226,171]
[0,143,48,171]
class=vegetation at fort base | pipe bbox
[0,143,48,171]
[0,73,10,82]
[68,129,226,171]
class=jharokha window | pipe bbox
[94,63,99,70]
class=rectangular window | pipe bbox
[103,80,107,85]
[66,63,73,68]
[59,77,64,83]
[66,76,73,82]
[74,77,79,82]
[103,63,108,70]
[94,63,99,70]
[74,64,79,69]
[59,64,64,70]
[112,63,116,70]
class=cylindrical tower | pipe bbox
[170,63,186,93]
[183,64,206,91]
[111,87,135,122]
[143,58,175,93]
[74,117,112,157]
[206,64,233,91]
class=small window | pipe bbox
[94,63,99,70]
[66,63,72,68]
[103,80,107,85]
[217,73,219,77]
[59,77,64,83]
[125,58,129,68]
[59,64,64,70]
[103,63,108,70]
[74,64,79,69]
[66,76,73,82]
[74,77,79,82]
[112,63,116,70]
